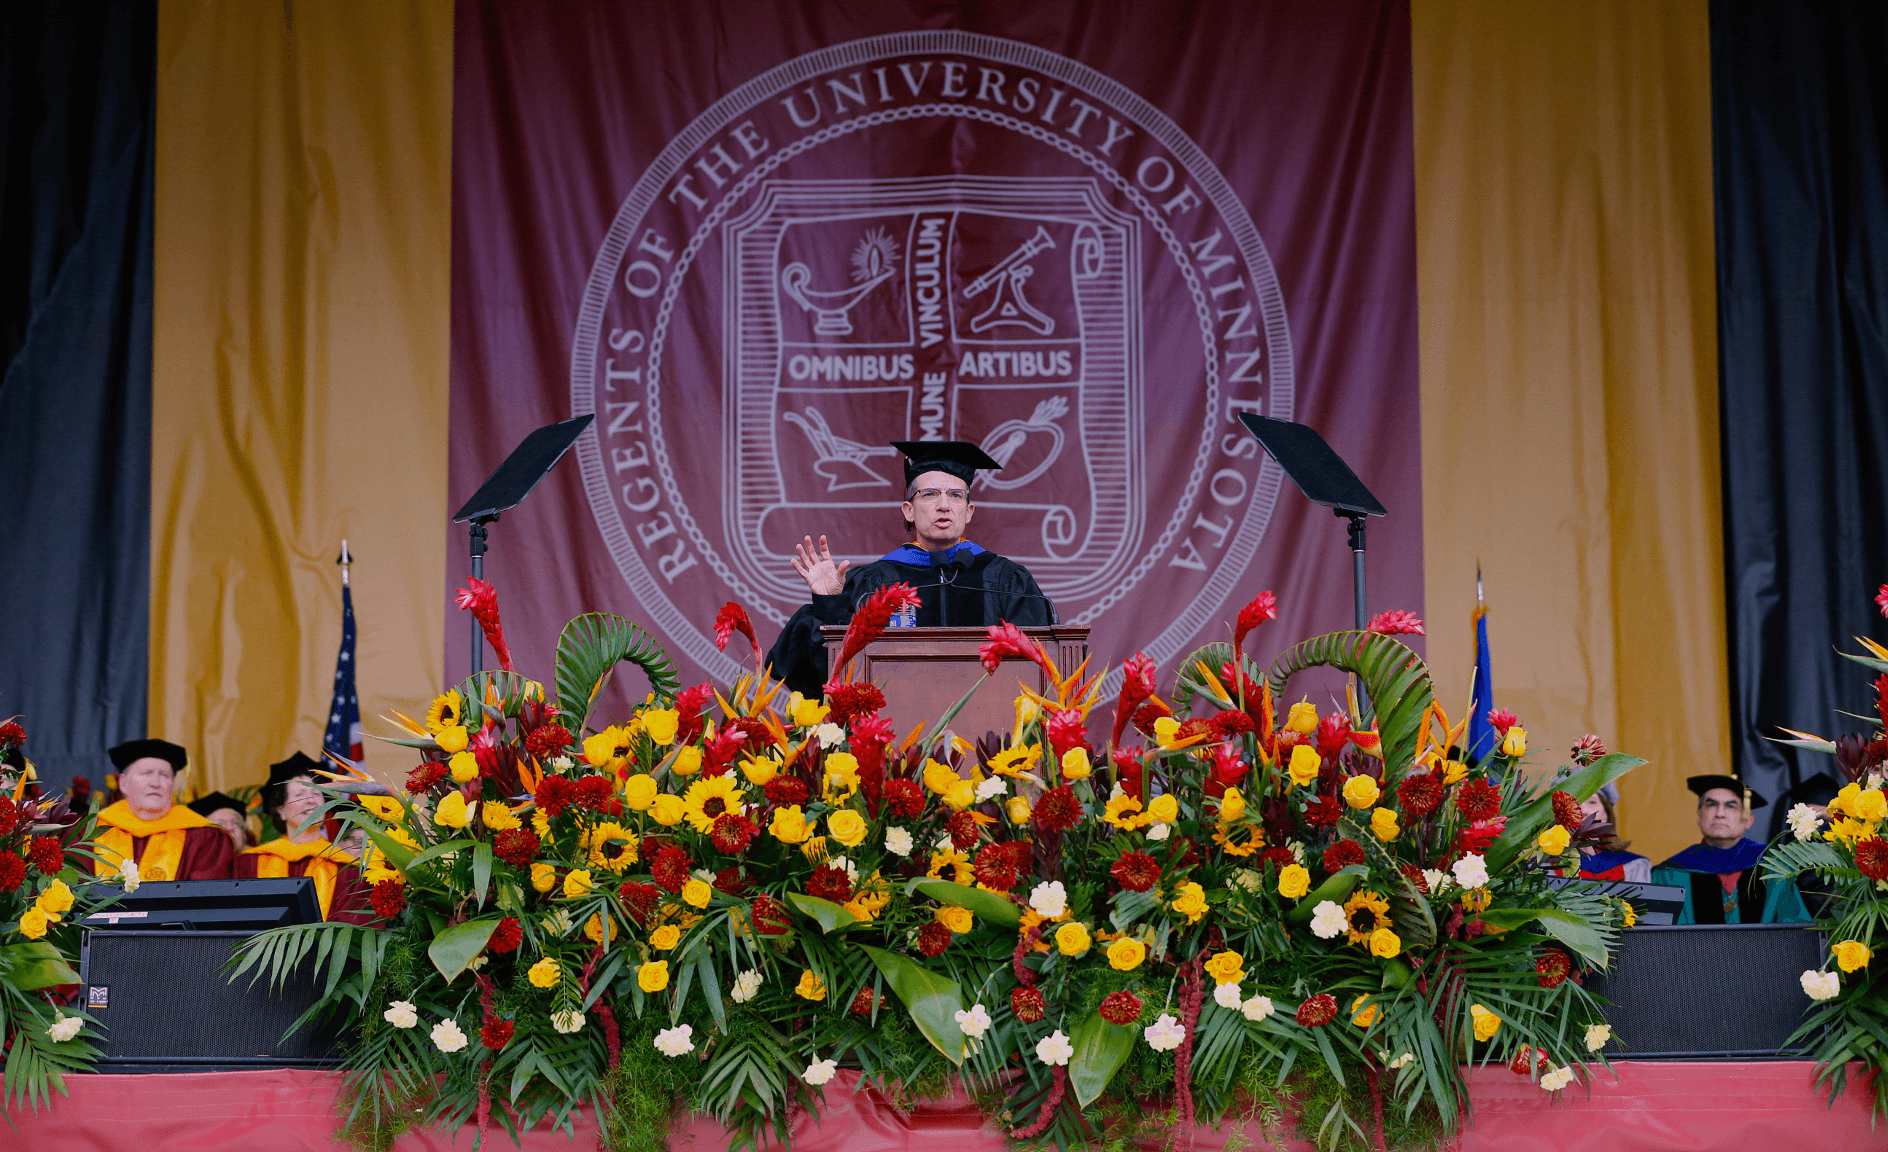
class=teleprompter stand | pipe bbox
[451,414,595,677]
[1237,414,1387,633]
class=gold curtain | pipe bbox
[152,0,454,791]
[1411,0,1725,865]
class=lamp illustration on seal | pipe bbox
[780,228,899,336]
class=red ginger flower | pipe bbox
[1315,710,1352,758]
[480,1018,515,1050]
[764,775,811,809]
[1111,851,1161,892]
[1111,652,1159,748]
[1099,990,1143,1025]
[1045,709,1087,758]
[823,682,886,725]
[454,577,513,671]
[27,836,63,876]
[807,863,854,903]
[979,621,1058,679]
[493,828,540,867]
[1113,748,1146,801]
[1322,838,1364,872]
[1366,609,1425,636]
[1855,837,1888,881]
[882,778,924,819]
[1457,779,1503,822]
[370,880,406,920]
[832,583,922,677]
[1487,708,1519,735]
[1874,673,1888,732]
[916,920,951,957]
[1550,790,1584,832]
[674,683,716,744]
[1032,785,1081,834]
[488,916,523,953]
[1296,994,1338,1027]
[1010,986,1047,1023]
[1233,590,1279,657]
[1878,583,1888,619]
[1536,948,1572,988]
[1396,771,1445,819]
[649,846,691,893]
[713,601,760,662]
[0,854,24,892]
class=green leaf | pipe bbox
[402,837,478,873]
[1476,907,1549,932]
[0,942,81,991]
[1486,753,1644,873]
[906,878,1021,927]
[551,613,680,733]
[428,918,499,983]
[472,842,493,908]
[785,892,858,934]
[1535,908,1609,968]
[857,944,965,1064]
[1067,1009,1137,1106]
[1264,631,1435,770]
[1288,864,1366,924]
[362,825,417,871]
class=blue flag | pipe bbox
[1466,605,1497,761]
[324,582,363,762]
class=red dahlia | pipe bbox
[711,813,760,855]
[824,682,887,726]
[751,893,791,936]
[850,987,878,1016]
[493,828,540,867]
[480,1018,515,1049]
[0,853,24,892]
[1455,780,1503,823]
[1305,795,1344,829]
[1570,734,1607,765]
[488,915,523,953]
[1259,846,1296,871]
[807,863,854,903]
[619,881,660,922]
[1211,710,1257,739]
[883,778,925,819]
[1396,772,1445,819]
[1099,991,1143,1025]
[713,866,750,896]
[524,723,574,759]
[1295,993,1338,1027]
[1550,790,1584,832]
[1855,837,1888,881]
[1010,986,1047,1023]
[573,775,614,811]
[974,842,1022,891]
[764,775,811,809]
[369,880,406,920]
[0,720,23,748]
[1399,863,1430,894]
[0,797,16,836]
[650,846,692,893]
[1536,948,1572,989]
[947,809,979,851]
[1321,838,1365,873]
[1131,700,1169,739]
[27,836,63,876]
[1111,851,1161,892]
[405,761,447,793]
[1032,786,1081,834]
[916,920,951,958]
[535,776,577,816]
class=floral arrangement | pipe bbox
[236,580,1640,1150]
[1766,583,1888,1117]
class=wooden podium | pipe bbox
[820,626,1090,745]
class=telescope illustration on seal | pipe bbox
[964,225,1057,335]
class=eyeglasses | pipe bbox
[911,488,970,507]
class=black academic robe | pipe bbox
[766,541,1054,698]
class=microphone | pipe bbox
[869,576,1061,626]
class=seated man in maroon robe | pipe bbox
[233,752,372,923]
[94,739,234,882]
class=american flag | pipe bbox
[324,545,364,762]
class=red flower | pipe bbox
[1211,711,1256,740]
[974,842,1023,891]
[1259,846,1296,871]
[535,776,577,817]
[713,867,750,896]
[27,836,63,876]
[947,810,980,851]
[0,853,24,892]
[1570,734,1607,766]
[850,987,879,1016]
[807,863,854,903]
[493,828,541,867]
[1010,986,1047,1023]
[978,621,1058,679]
[714,602,760,661]
[1113,748,1147,801]
[883,778,924,819]
[710,813,759,856]
[1452,819,1506,857]
[765,775,811,809]
[406,761,447,794]
[1032,786,1081,834]
[1550,790,1584,832]
[1456,780,1503,822]
[488,915,523,953]
[1295,994,1338,1027]
[619,881,660,923]
[823,682,887,726]
[751,894,791,936]
[1131,700,1171,738]
[524,724,574,760]
[650,846,692,893]
[1321,838,1364,873]
[1396,772,1445,819]
[675,683,716,744]
[1366,609,1425,636]
[1315,711,1352,758]
[0,720,25,748]
[1487,709,1519,735]
[1855,837,1888,881]
[0,797,16,836]
[1536,948,1572,989]
[454,577,513,672]
[1878,583,1888,619]
[370,880,406,920]
[1233,590,1279,656]
[480,1018,515,1050]
[1111,652,1159,748]
[1099,990,1143,1025]
[917,920,952,958]
[1399,863,1430,894]
[1304,795,1344,829]
[1509,1044,1547,1075]
[573,775,614,811]
[1111,851,1161,892]
[1210,744,1249,790]
[1045,710,1087,758]
[832,583,922,675]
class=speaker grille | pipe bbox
[84,930,348,1066]
[1587,924,1823,1057]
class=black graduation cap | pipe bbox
[188,791,246,818]
[1780,772,1841,809]
[108,738,189,772]
[1687,773,1768,809]
[266,751,326,787]
[891,440,1003,489]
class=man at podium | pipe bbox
[765,441,1055,698]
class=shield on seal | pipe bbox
[724,176,1144,603]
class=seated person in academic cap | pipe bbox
[765,440,1054,699]
[188,790,253,853]
[1576,782,1651,883]
[234,752,373,924]
[95,739,234,881]
[1650,774,1809,924]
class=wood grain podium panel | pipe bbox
[821,627,1089,745]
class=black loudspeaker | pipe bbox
[81,929,350,1072]
[1586,923,1825,1058]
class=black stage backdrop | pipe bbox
[1712,0,1888,839]
[0,1,154,793]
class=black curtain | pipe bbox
[1712,1,1888,840]
[0,2,154,794]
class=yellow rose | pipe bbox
[1351,994,1380,1027]
[827,809,867,848]
[530,863,558,892]
[1147,793,1180,825]
[1830,783,1862,820]
[789,693,831,728]
[1500,726,1527,758]
[1370,807,1400,842]
[1153,716,1183,749]
[1855,790,1888,823]
[1055,921,1091,956]
[622,774,658,811]
[651,795,686,826]
[528,956,561,988]
[1278,863,1310,899]
[358,794,404,822]
[670,746,704,777]
[448,751,479,783]
[1469,1003,1501,1041]
[642,709,680,746]
[563,869,594,899]
[825,751,861,782]
[38,879,74,915]
[584,912,615,943]
[1342,774,1381,810]
[638,960,670,993]
[943,780,976,811]
[1285,700,1319,735]
[795,969,826,1001]
[739,756,778,786]
[1442,759,1468,785]
[1369,927,1402,959]
[1106,937,1147,971]
[435,790,472,828]
[650,924,681,950]
[482,801,521,831]
[583,726,629,768]
[1288,744,1321,788]
[1060,746,1092,781]
[1005,796,1032,825]
[1172,880,1209,924]
[922,758,960,796]
[769,805,812,844]
[682,878,713,909]
[435,725,469,754]
[18,906,49,939]
[1537,825,1571,855]
[1834,939,1872,973]
[1216,787,1244,824]
[1204,949,1245,985]
[937,905,974,934]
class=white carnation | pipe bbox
[1310,900,1348,939]
[467,954,488,971]
[1241,995,1275,1022]
[382,1000,419,1029]
[1214,982,1244,1010]
[1584,1023,1612,1051]
[551,1010,585,1034]
[815,723,845,748]
[884,826,914,856]
[1035,1029,1074,1066]
[1539,1065,1575,1092]
[1146,822,1171,841]
[1422,869,1450,894]
[654,1024,695,1057]
[1387,1052,1414,1069]
[1787,803,1823,841]
[1802,969,1841,1001]
[119,858,141,893]
[1231,869,1264,893]
[431,1018,468,1052]
[1028,881,1068,918]
[1451,854,1489,889]
[954,1003,993,1038]
[1143,1013,1186,1052]
[541,909,574,936]
[551,755,574,772]
[47,1014,82,1043]
[802,1057,838,1085]
[730,969,763,1004]
[975,776,1007,802]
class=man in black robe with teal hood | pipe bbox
[765,441,1054,699]
[1650,774,1809,924]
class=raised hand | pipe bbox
[791,534,851,596]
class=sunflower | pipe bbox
[681,775,747,834]
[586,821,638,873]
[1343,890,1392,947]
[1212,820,1265,857]
[425,691,463,735]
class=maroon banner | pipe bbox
[450,1,1421,708]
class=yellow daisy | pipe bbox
[425,691,464,735]
[586,821,638,873]
[1343,890,1393,947]
[680,774,747,834]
